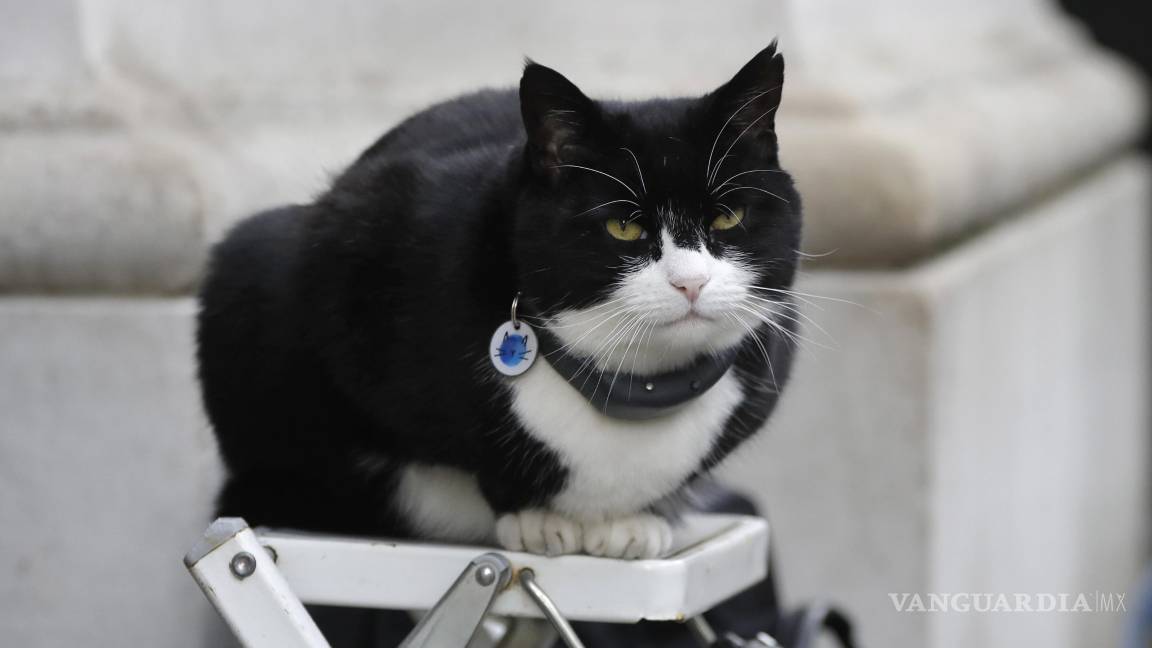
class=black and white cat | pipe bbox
[196,43,801,560]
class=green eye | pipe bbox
[606,219,646,241]
[711,207,746,231]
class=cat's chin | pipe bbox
[645,317,746,371]
[665,311,712,326]
[548,315,745,376]
[656,312,725,345]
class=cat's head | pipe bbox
[513,43,800,374]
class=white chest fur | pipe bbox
[508,361,744,519]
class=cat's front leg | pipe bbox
[494,510,673,559]
[495,509,583,556]
[582,513,673,560]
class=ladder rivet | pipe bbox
[475,564,497,586]
[229,552,257,580]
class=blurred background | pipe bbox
[0,1,1148,647]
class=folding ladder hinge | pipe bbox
[399,553,512,648]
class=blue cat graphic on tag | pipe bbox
[497,331,531,366]
[489,321,537,376]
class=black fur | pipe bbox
[197,44,800,537]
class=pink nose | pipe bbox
[671,276,710,303]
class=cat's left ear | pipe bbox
[705,41,785,147]
[520,61,601,174]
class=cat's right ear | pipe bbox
[520,61,600,175]
[705,42,785,149]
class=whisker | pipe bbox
[526,296,633,329]
[705,87,779,184]
[744,296,836,345]
[620,147,647,196]
[570,314,635,384]
[742,294,826,329]
[795,248,840,259]
[712,168,786,192]
[714,185,790,204]
[628,318,658,396]
[605,257,644,271]
[715,201,750,233]
[727,312,778,390]
[745,287,824,311]
[572,309,644,378]
[572,198,641,218]
[554,310,633,343]
[579,311,645,390]
[738,303,830,350]
[540,307,634,360]
[607,310,652,399]
[709,102,780,187]
[549,164,638,198]
[748,286,865,308]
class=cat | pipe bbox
[196,42,801,560]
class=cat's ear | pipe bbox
[705,41,785,146]
[520,61,600,173]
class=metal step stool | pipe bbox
[184,514,772,647]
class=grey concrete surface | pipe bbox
[0,298,227,647]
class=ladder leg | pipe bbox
[399,553,512,648]
[184,518,330,648]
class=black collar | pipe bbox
[534,327,739,420]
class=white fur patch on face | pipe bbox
[550,229,758,374]
[508,359,744,519]
[396,464,495,542]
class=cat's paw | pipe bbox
[495,509,583,557]
[583,513,673,560]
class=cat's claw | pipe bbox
[583,513,673,560]
[495,509,583,557]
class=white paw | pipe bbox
[495,509,583,556]
[583,514,673,560]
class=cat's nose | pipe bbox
[671,275,710,303]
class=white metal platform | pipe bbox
[184,513,770,647]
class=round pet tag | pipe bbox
[489,320,537,376]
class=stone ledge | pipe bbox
[0,77,125,131]
[783,49,1146,267]
[0,129,205,294]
